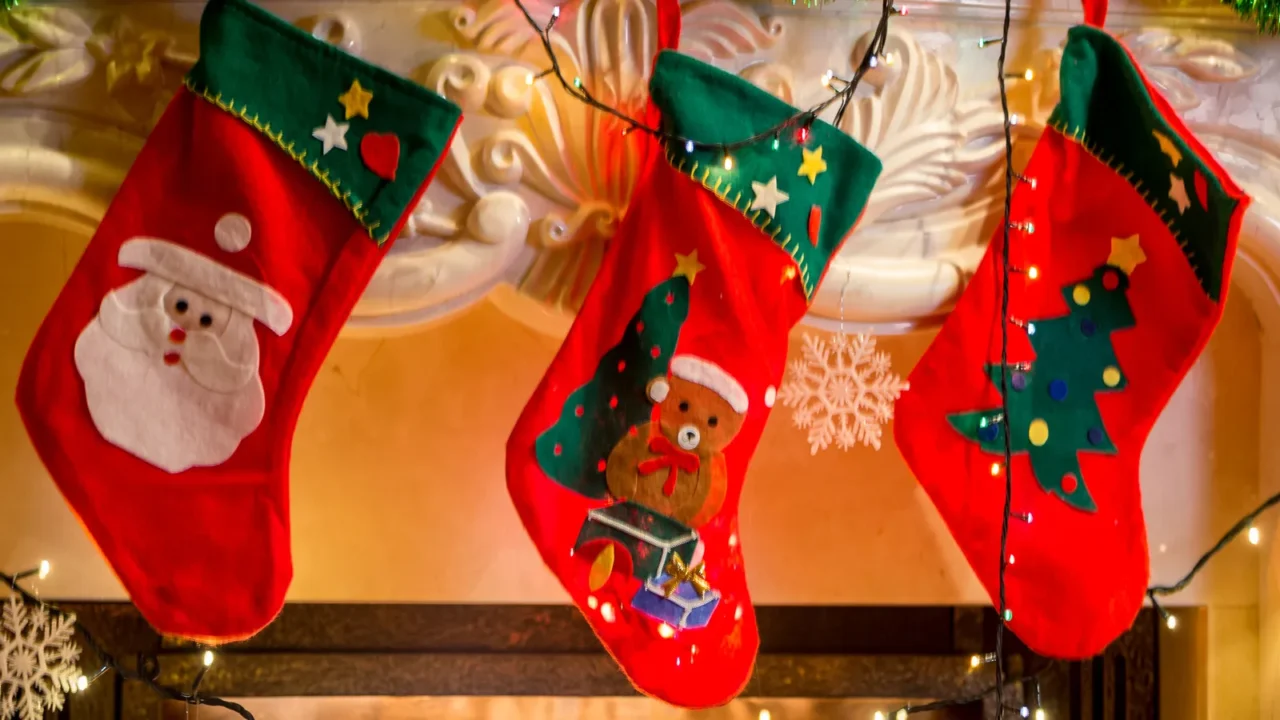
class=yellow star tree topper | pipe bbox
[1108,235,1146,275]
[673,250,706,284]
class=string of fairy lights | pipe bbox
[1,2,1278,720]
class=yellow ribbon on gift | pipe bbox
[661,552,711,598]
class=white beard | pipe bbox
[74,274,266,473]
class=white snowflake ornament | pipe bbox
[778,332,908,454]
[1,596,81,720]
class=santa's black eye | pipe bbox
[175,300,189,313]
[708,416,719,428]
[678,401,689,412]
[199,314,213,328]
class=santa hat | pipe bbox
[649,354,750,415]
[117,213,293,336]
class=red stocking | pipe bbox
[15,0,460,641]
[505,11,883,707]
[894,18,1249,657]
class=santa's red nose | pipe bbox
[169,328,186,344]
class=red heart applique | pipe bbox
[361,132,401,181]
[1193,170,1208,210]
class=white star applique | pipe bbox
[750,176,790,218]
[312,114,350,155]
[1169,173,1191,214]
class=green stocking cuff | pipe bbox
[1050,25,1242,302]
[185,0,461,244]
[648,50,882,300]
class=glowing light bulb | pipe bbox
[734,605,744,621]
[1035,710,1046,720]
[821,69,834,88]
[38,560,50,580]
[525,72,534,86]
[874,712,886,720]
[587,595,599,610]
[551,5,561,17]
[970,654,981,669]
[759,710,772,720]
[897,710,908,720]
[685,140,694,153]
[1008,554,1016,565]
[772,136,780,151]
[868,56,879,68]
[1027,266,1039,279]
[1027,322,1037,336]
[601,602,617,623]
[1021,707,1030,718]
[572,77,582,89]
[77,676,88,692]
[723,155,734,171]
[1166,614,1177,630]
[1024,68,1035,81]
[202,650,215,667]
[1248,526,1260,545]
[990,462,1002,476]
[1025,512,1034,523]
[729,533,739,548]
[658,623,675,639]
[1003,609,1013,622]
[1010,113,1022,126]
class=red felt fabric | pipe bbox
[506,145,820,706]
[894,50,1248,658]
[15,90,455,642]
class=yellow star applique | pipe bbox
[1153,130,1182,167]
[797,146,828,185]
[673,250,706,284]
[338,79,373,120]
[1108,235,1146,276]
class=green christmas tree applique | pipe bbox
[948,236,1146,512]
[535,254,700,498]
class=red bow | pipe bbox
[637,435,701,496]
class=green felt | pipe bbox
[1051,25,1238,302]
[185,0,460,244]
[537,276,691,498]
[648,50,882,299]
[948,264,1136,512]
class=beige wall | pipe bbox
[0,215,1264,614]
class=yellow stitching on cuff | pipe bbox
[183,77,384,243]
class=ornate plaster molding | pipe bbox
[0,0,1275,337]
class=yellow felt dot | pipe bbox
[1028,419,1049,446]
[1072,284,1091,305]
[1103,366,1122,387]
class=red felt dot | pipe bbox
[1102,271,1119,290]
[1062,473,1079,494]
[617,360,626,372]
[636,322,645,333]
[597,460,607,472]
[628,425,638,436]
[609,396,618,408]
[168,328,186,344]
[553,444,563,456]
[575,405,584,417]
[665,292,674,305]
[650,346,660,358]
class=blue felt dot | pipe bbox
[1048,379,1068,401]
[1087,427,1104,446]
[1080,318,1096,337]
[979,422,1000,442]
[1011,372,1028,391]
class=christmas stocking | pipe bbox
[505,41,882,707]
[15,0,460,641]
[894,20,1249,657]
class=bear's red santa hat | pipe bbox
[116,213,293,336]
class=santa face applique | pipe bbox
[74,213,293,473]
